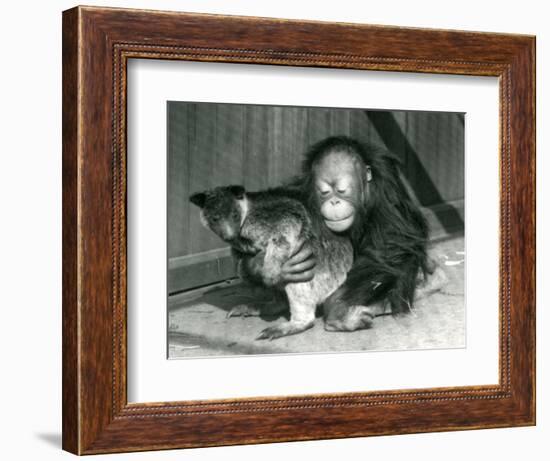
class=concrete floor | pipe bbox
[168,236,465,358]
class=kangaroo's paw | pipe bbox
[226,304,261,318]
[256,321,314,340]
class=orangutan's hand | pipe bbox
[280,239,316,283]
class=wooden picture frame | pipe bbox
[62,5,535,455]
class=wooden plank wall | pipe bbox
[167,102,464,293]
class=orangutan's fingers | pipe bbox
[284,257,316,274]
[288,242,314,267]
[281,269,316,283]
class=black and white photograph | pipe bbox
[2,0,543,458]
[167,102,465,358]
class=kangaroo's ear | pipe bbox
[189,192,207,208]
[228,185,245,199]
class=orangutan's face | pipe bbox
[313,151,371,232]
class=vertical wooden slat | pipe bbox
[350,109,383,146]
[269,107,308,185]
[330,108,351,135]
[244,105,270,190]
[215,104,245,181]
[306,107,332,146]
[405,111,465,205]
[267,106,284,186]
[189,103,222,253]
[167,102,190,257]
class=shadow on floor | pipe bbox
[35,432,61,448]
